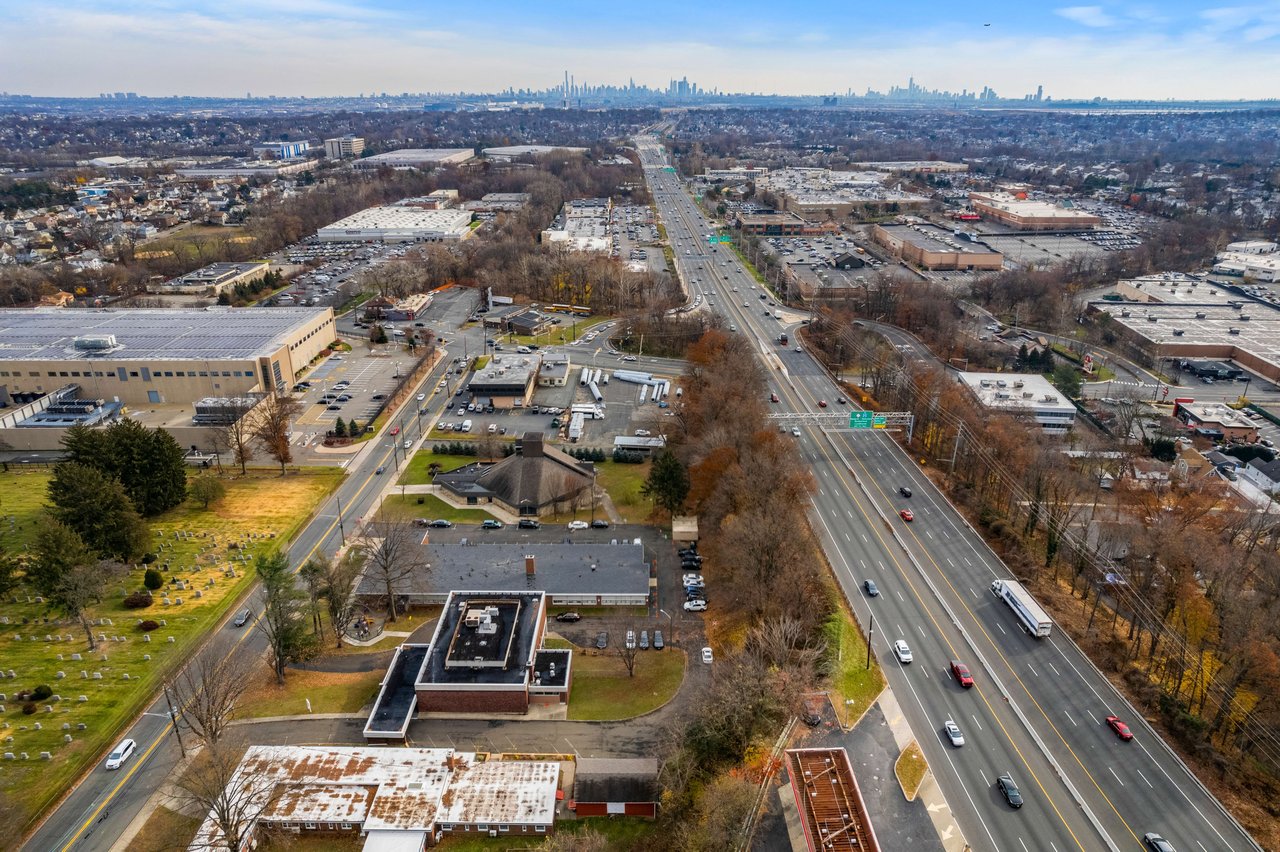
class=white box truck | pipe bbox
[990,579,1052,638]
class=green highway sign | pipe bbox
[849,412,888,429]
[705,235,732,243]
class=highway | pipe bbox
[23,351,462,852]
[635,134,1261,852]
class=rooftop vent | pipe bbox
[72,335,118,352]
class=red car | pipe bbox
[950,660,974,688]
[817,400,828,408]
[899,509,914,522]
[1105,715,1133,741]
[770,393,779,403]
[389,426,400,436]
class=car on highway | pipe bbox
[518,519,541,529]
[389,426,400,436]
[1142,833,1176,852]
[791,427,801,437]
[567,520,589,531]
[1106,715,1134,741]
[684,599,708,612]
[770,393,779,403]
[623,355,638,362]
[899,509,914,522]
[701,647,714,664]
[595,632,609,649]
[863,580,880,597]
[836,397,847,405]
[481,519,503,529]
[997,774,1023,808]
[794,346,802,353]
[554,611,581,623]
[105,738,137,770]
[232,607,253,627]
[899,487,912,498]
[893,640,913,664]
[417,393,426,401]
[943,720,965,747]
[950,660,974,688]
[375,466,386,475]
[817,400,827,408]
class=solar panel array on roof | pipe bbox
[0,308,330,361]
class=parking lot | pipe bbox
[292,349,421,437]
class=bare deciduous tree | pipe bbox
[354,513,429,622]
[250,393,301,474]
[171,738,279,852]
[323,550,364,648]
[168,646,252,746]
[615,625,641,677]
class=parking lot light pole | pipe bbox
[659,608,675,647]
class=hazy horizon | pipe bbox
[2,1,1278,101]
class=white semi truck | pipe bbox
[990,579,1053,638]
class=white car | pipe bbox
[944,719,965,747]
[634,429,651,437]
[684,599,708,612]
[105,738,137,770]
[567,520,589,531]
[701,647,714,664]
[417,393,426,401]
[625,629,636,649]
[893,640,913,664]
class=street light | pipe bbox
[659,608,675,647]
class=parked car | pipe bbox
[893,640,913,664]
[591,519,610,529]
[429,519,453,529]
[105,738,137,770]
[481,519,503,529]
[626,630,636,650]
[997,774,1024,808]
[518,519,541,530]
[1106,715,1134,741]
[232,608,252,627]
[701,647,714,664]
[863,580,880,597]
[640,630,650,650]
[684,599,708,612]
[944,719,965,747]
[653,630,664,650]
[554,611,581,623]
[596,632,609,649]
[567,520,589,531]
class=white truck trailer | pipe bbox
[990,579,1053,638]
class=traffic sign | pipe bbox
[705,235,731,243]
[849,412,888,429]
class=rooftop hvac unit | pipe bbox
[1121,310,1131,317]
[72,335,118,351]
[1240,315,1251,321]
[1229,328,1241,335]
[1195,311,1207,319]
[1043,394,1059,403]
[1148,315,1159,322]
[1173,329,1185,336]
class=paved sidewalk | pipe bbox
[878,689,968,852]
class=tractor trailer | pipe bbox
[990,579,1053,638]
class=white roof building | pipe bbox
[351,149,474,170]
[956,372,1076,435]
[317,206,473,243]
[189,745,559,851]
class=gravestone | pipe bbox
[92,672,102,680]
[54,672,64,680]
[63,734,73,743]
[71,653,81,661]
[78,695,86,702]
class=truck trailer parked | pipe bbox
[990,579,1052,638]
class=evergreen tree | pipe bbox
[642,450,690,516]
[333,417,347,439]
[47,462,149,561]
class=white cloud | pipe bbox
[1056,6,1119,27]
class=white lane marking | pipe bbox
[1137,768,1153,788]
[860,534,869,544]
[969,587,978,598]
[844,532,851,542]
[1064,710,1077,727]
[1047,662,1061,677]
[921,667,930,679]
[996,623,1007,635]
[860,560,868,571]
[1019,838,1030,852]
[897,591,905,603]
[964,557,972,567]
[979,769,990,786]
[916,624,927,638]
[971,714,983,731]
[1027,663,1039,677]
[846,510,853,520]
[1108,766,1125,787]
[926,530,935,540]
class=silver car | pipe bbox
[944,719,965,747]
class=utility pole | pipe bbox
[163,682,186,759]
[336,495,346,544]
[950,423,965,474]
[865,614,875,669]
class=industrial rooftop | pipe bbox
[417,591,545,687]
[0,307,331,361]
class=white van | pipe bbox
[461,419,473,433]
[487,423,498,434]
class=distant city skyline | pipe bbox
[1,1,1279,100]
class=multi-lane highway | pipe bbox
[635,134,1261,852]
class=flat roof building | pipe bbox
[189,745,560,850]
[956,372,1076,435]
[351,148,474,170]
[757,168,929,219]
[734,211,806,236]
[872,223,1003,271]
[317,207,473,244]
[1174,401,1258,441]
[151,261,270,295]
[0,307,334,407]
[481,145,588,160]
[969,192,1101,231]
[324,135,365,160]
[786,748,881,852]
[466,353,541,409]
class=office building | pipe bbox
[323,135,365,160]
[956,372,1076,435]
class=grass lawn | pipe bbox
[397,452,482,485]
[594,460,651,512]
[129,804,204,852]
[233,666,384,719]
[373,493,500,525]
[825,607,886,727]
[0,468,342,831]
[895,740,927,801]
[565,641,686,721]
[0,467,53,551]
[435,815,659,850]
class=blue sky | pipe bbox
[1,1,1278,99]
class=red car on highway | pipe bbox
[899,509,914,522]
[1105,715,1133,741]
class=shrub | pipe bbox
[138,620,160,632]
[31,684,52,701]
[143,568,163,591]
[22,702,37,715]
[141,553,157,565]
[123,591,154,609]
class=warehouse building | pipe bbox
[481,145,588,160]
[968,192,1101,231]
[316,206,473,243]
[150,261,270,295]
[872,223,1003,271]
[351,148,474,170]
[252,140,310,160]
[956,372,1076,435]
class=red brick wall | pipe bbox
[417,688,528,714]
